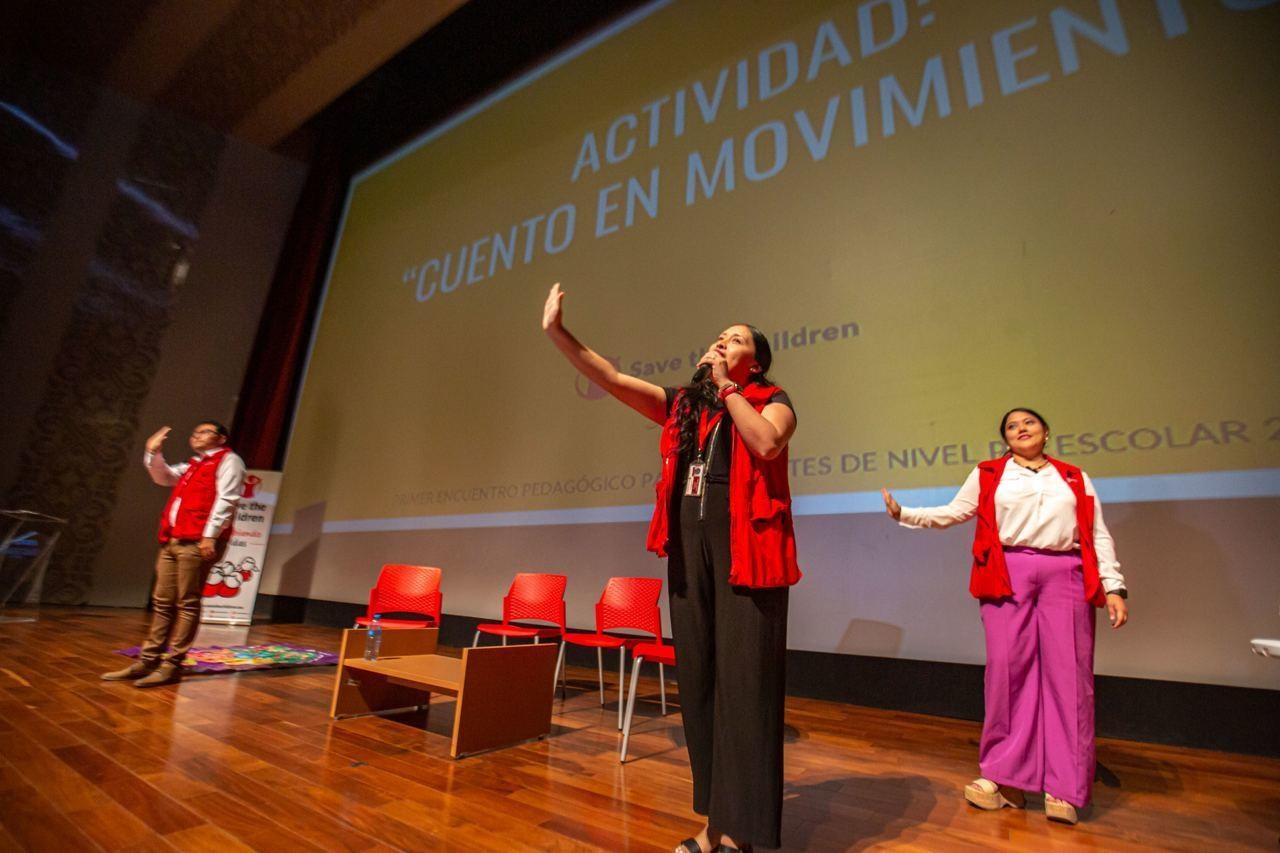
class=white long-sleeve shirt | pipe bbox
[899,462,1127,593]
[144,448,246,539]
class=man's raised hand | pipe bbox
[146,426,171,454]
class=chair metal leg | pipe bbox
[619,657,644,763]
[596,647,605,706]
[554,640,566,697]
[472,630,481,647]
[502,635,508,646]
[560,640,568,692]
[617,646,625,730]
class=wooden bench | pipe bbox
[329,627,558,757]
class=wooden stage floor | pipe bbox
[0,609,1275,851]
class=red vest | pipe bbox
[646,384,801,588]
[970,454,1106,607]
[157,448,234,543]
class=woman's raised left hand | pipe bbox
[542,282,565,332]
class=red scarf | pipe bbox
[970,454,1105,606]
[646,384,801,588]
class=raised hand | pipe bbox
[881,488,902,520]
[146,426,172,454]
[542,282,565,332]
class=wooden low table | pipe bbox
[329,627,559,758]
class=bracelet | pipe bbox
[718,382,742,400]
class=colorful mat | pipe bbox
[115,642,338,673]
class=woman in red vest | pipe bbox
[543,283,800,853]
[882,408,1129,824]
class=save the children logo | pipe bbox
[242,474,262,499]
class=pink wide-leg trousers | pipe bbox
[979,546,1097,808]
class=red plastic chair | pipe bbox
[353,564,442,629]
[562,577,663,728]
[473,573,568,683]
[619,641,676,763]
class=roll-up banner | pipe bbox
[199,470,282,626]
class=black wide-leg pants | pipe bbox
[668,483,789,849]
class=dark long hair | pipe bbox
[998,407,1049,455]
[675,325,773,458]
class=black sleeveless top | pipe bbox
[663,387,794,483]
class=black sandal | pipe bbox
[715,845,752,852]
[675,840,701,853]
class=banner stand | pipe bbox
[199,470,282,627]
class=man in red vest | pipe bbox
[101,421,246,687]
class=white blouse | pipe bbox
[898,462,1126,593]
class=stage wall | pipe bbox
[264,0,1280,689]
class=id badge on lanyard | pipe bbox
[684,407,722,497]
[684,460,706,497]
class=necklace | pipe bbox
[1015,458,1050,473]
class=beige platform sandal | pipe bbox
[1044,794,1079,824]
[964,778,1026,810]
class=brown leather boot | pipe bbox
[101,660,154,681]
[134,662,181,688]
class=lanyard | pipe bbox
[696,407,726,458]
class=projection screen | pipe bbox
[263,0,1280,690]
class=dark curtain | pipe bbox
[231,128,346,471]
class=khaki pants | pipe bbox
[139,539,224,665]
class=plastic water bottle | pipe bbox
[365,614,383,661]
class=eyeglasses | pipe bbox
[192,428,221,436]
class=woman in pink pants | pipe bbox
[882,408,1129,824]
